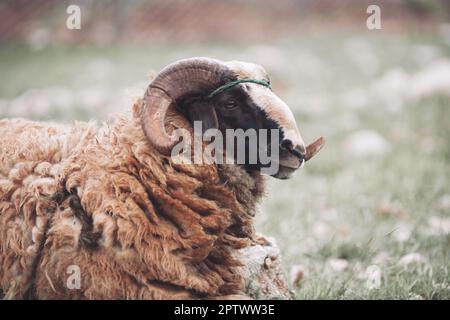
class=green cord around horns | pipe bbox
[207,78,272,99]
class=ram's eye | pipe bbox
[224,99,237,110]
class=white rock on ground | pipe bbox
[370,59,450,111]
[328,258,349,273]
[238,235,294,299]
[408,59,450,100]
[371,68,409,112]
[398,253,427,267]
[393,223,412,243]
[343,130,391,158]
[438,194,450,210]
[427,216,450,235]
[372,251,392,265]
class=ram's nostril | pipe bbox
[280,139,293,151]
[281,139,306,159]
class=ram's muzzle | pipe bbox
[243,83,324,179]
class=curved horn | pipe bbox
[142,57,230,155]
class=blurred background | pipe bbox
[0,0,449,299]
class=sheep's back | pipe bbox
[0,118,96,298]
[0,119,97,173]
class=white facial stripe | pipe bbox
[245,83,305,150]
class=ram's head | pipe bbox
[141,57,324,179]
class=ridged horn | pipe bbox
[141,57,230,155]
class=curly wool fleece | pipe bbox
[0,100,265,299]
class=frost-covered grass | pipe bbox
[0,33,449,299]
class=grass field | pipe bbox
[0,32,449,299]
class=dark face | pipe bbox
[213,85,276,130]
[179,84,305,178]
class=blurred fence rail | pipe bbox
[0,0,449,44]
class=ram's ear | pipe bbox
[184,99,218,133]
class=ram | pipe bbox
[0,57,324,299]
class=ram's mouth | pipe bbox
[272,136,325,179]
[278,154,303,169]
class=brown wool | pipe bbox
[0,101,264,299]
